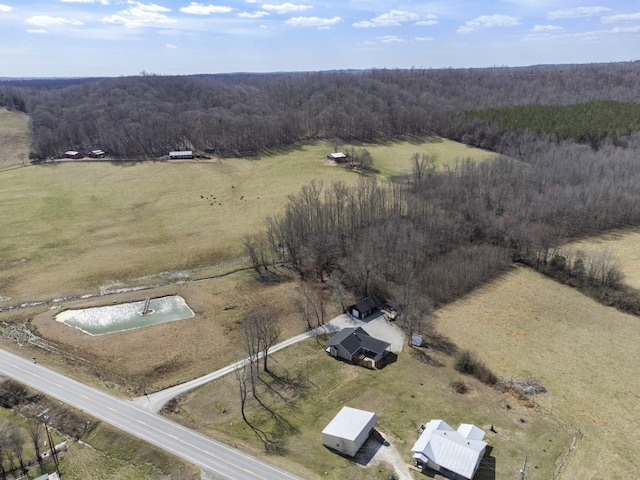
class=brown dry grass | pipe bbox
[562,226,640,289]
[167,334,571,480]
[434,265,640,480]
[24,272,343,394]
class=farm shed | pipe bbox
[349,295,381,319]
[322,406,377,457]
[327,152,347,162]
[411,420,487,480]
[64,150,83,159]
[169,150,193,159]
[325,326,390,368]
[89,149,105,158]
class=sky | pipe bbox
[0,0,639,77]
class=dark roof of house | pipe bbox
[326,327,390,359]
[351,295,381,313]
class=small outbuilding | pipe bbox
[322,406,377,457]
[89,149,105,158]
[327,152,347,162]
[349,295,381,319]
[169,150,193,159]
[64,151,83,159]
[411,420,487,480]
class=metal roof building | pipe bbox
[411,420,487,479]
[322,406,377,457]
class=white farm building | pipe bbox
[321,406,377,457]
[411,420,487,480]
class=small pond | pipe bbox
[56,295,195,335]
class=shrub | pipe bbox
[454,349,498,385]
[450,380,469,394]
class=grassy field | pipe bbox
[166,333,572,480]
[434,266,640,480]
[561,227,640,289]
[0,137,496,303]
[0,108,29,170]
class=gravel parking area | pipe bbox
[327,311,405,352]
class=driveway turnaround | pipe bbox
[0,348,303,480]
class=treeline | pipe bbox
[2,62,640,158]
[247,135,640,331]
[463,100,640,148]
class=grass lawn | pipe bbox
[0,108,29,170]
[434,266,640,480]
[165,334,571,480]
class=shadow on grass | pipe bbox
[410,347,444,367]
[378,352,398,370]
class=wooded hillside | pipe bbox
[2,62,640,158]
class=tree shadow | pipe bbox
[410,347,444,367]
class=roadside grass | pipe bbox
[0,108,29,170]
[0,137,496,303]
[166,335,571,480]
[434,266,640,480]
[561,226,640,289]
[0,402,198,480]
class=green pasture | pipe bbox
[0,137,495,302]
[435,266,640,480]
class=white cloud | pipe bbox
[26,15,85,26]
[457,14,520,34]
[180,3,233,15]
[262,3,311,15]
[378,35,404,43]
[532,24,563,32]
[548,6,611,20]
[166,43,177,48]
[102,1,177,27]
[415,17,438,26]
[285,15,342,27]
[27,29,49,34]
[60,0,109,4]
[415,36,433,41]
[602,12,640,23]
[238,10,268,18]
[612,25,640,33]
[0,3,13,11]
[353,10,420,28]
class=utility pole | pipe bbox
[519,455,527,480]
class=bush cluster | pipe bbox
[454,349,498,386]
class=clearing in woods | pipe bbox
[560,227,640,289]
[434,265,640,480]
[0,108,29,170]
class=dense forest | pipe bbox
[1,62,640,158]
[2,62,640,332]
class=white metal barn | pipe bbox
[322,406,377,457]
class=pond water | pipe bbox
[56,295,194,335]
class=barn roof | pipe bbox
[169,150,193,156]
[322,406,377,441]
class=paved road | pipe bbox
[0,349,303,480]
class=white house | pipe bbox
[322,406,377,457]
[411,420,487,480]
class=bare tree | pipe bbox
[27,420,44,471]
[242,306,280,374]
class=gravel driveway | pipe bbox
[327,311,405,352]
